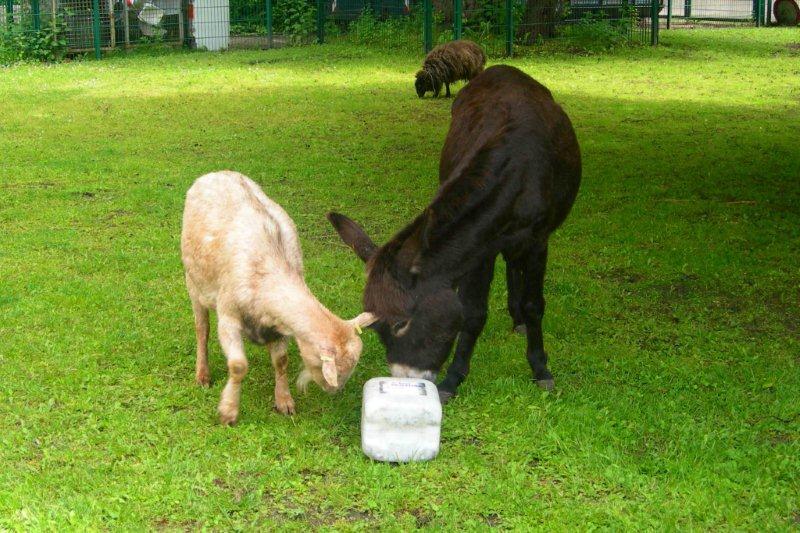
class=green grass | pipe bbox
[1,29,799,530]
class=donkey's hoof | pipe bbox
[513,324,527,335]
[536,378,555,391]
[438,390,455,404]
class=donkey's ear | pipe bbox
[327,212,377,263]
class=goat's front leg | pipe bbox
[216,314,248,425]
[268,337,295,415]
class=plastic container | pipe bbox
[361,377,442,462]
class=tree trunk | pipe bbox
[520,0,563,43]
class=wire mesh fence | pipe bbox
[659,0,771,25]
[2,0,668,61]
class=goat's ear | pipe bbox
[320,350,339,388]
[327,212,377,263]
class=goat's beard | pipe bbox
[296,369,314,393]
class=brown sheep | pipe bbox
[414,40,486,98]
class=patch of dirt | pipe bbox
[537,476,562,487]
[409,508,433,528]
[344,509,374,522]
[483,512,502,527]
[792,510,800,525]
[764,291,800,339]
[263,486,373,527]
[72,188,112,199]
[654,273,699,301]
[298,467,321,478]
[153,517,201,531]
[0,181,56,190]
[592,266,645,284]
[636,330,681,353]
[767,430,796,444]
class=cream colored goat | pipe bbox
[181,171,375,425]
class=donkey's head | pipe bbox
[327,212,463,381]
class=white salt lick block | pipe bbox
[361,377,442,462]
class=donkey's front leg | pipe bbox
[438,258,496,403]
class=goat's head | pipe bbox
[327,212,463,382]
[296,311,377,394]
[414,70,434,98]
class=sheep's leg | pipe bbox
[268,338,295,415]
[433,80,442,98]
[445,82,451,97]
[191,298,211,387]
[217,314,248,425]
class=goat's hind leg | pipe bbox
[190,293,211,386]
[520,244,554,390]
[438,258,495,403]
[268,337,295,415]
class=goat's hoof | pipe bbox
[274,397,296,416]
[218,405,239,426]
[196,373,211,387]
[513,324,527,335]
[536,378,555,391]
[438,390,456,404]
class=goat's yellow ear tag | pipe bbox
[355,324,363,335]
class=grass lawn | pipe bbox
[1,28,799,530]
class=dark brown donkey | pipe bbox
[328,65,581,402]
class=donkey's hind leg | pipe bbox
[503,252,526,335]
[520,243,554,390]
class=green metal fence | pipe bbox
[660,0,772,26]
[322,0,658,55]
[2,0,661,60]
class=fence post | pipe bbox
[504,0,512,57]
[752,0,758,23]
[31,0,39,30]
[6,0,13,24]
[650,0,658,44]
[666,0,672,27]
[91,0,101,59]
[684,0,691,17]
[765,0,772,23]
[265,0,272,47]
[423,0,432,52]
[316,0,325,43]
[454,0,462,39]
